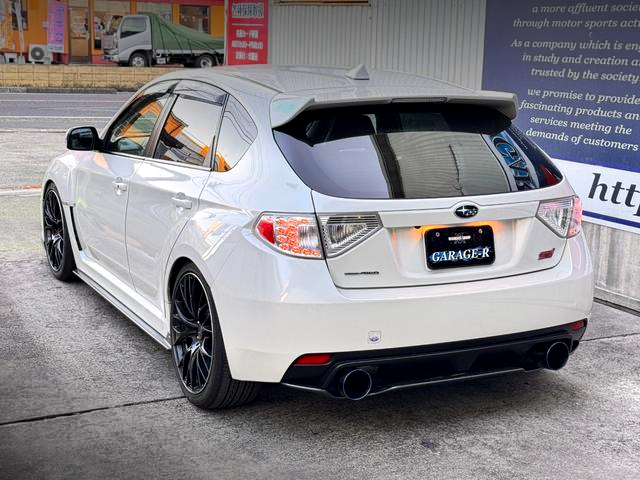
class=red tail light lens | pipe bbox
[536,196,582,238]
[255,214,323,258]
[294,353,332,365]
[568,196,582,238]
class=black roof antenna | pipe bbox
[345,64,370,80]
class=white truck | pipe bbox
[101,13,224,68]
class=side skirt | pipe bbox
[74,269,171,350]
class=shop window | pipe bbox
[93,0,130,50]
[136,2,173,22]
[11,4,27,30]
[179,6,210,34]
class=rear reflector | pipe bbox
[570,320,586,331]
[294,353,333,365]
[538,248,555,260]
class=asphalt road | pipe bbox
[0,92,132,130]
[1,93,639,480]
[0,92,132,190]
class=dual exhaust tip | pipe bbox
[337,342,570,401]
[545,341,570,371]
[339,368,373,401]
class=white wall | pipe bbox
[269,0,486,89]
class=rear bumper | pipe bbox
[282,320,587,397]
[213,233,593,383]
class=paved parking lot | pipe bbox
[1,93,639,479]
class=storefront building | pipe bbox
[0,0,223,64]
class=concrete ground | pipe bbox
[0,93,639,480]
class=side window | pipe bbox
[214,97,257,172]
[105,92,170,156]
[120,18,146,38]
[154,96,222,167]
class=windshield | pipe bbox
[273,104,562,199]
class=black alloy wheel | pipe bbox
[43,184,75,281]
[171,271,214,394]
[170,264,260,409]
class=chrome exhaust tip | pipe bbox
[545,342,570,370]
[339,368,373,401]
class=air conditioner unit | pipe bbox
[29,44,53,64]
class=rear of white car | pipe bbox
[212,97,593,399]
[43,65,593,406]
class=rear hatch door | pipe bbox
[273,102,571,288]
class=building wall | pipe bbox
[268,0,639,311]
[583,224,640,312]
[269,0,486,89]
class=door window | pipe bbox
[214,97,257,172]
[120,17,147,38]
[105,92,171,156]
[154,96,222,167]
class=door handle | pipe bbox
[171,194,192,210]
[112,178,128,194]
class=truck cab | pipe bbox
[102,15,152,67]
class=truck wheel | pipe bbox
[195,54,216,68]
[129,53,148,68]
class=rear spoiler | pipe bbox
[270,91,518,128]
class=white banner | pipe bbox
[553,159,640,234]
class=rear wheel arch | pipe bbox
[43,179,55,193]
[167,258,260,408]
[167,256,195,300]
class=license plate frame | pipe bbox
[425,225,495,270]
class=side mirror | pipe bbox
[66,126,101,151]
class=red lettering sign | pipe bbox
[226,1,268,65]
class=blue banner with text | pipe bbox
[483,0,640,233]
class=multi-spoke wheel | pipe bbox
[42,183,75,281]
[170,263,260,408]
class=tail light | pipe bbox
[255,214,323,258]
[536,196,582,238]
[318,214,381,257]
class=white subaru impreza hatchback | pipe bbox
[42,65,593,408]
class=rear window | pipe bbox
[273,104,562,199]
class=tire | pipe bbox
[170,263,260,409]
[128,52,148,67]
[194,54,216,68]
[42,183,76,281]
